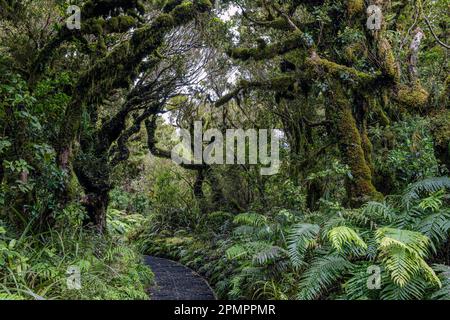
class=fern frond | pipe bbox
[381,276,427,300]
[376,227,430,258]
[431,264,450,300]
[226,244,248,260]
[327,226,367,253]
[297,255,354,300]
[233,213,268,227]
[361,201,397,224]
[402,176,450,208]
[287,223,320,268]
[376,227,441,287]
[252,245,287,265]
[232,225,256,237]
[416,212,450,249]
[343,263,380,300]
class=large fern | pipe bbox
[327,226,367,253]
[233,213,268,227]
[431,264,450,300]
[287,223,320,268]
[297,255,354,300]
[375,227,441,287]
[402,176,450,209]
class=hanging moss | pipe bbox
[228,30,306,61]
[307,56,377,86]
[367,95,390,126]
[429,109,450,169]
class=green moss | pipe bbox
[429,109,450,149]
[378,38,399,80]
[83,19,104,35]
[194,0,212,12]
[368,95,390,126]
[229,30,306,61]
[163,0,184,13]
[347,0,364,16]
[119,16,135,28]
[396,84,429,109]
[109,17,119,30]
[171,1,195,24]
[332,91,381,203]
[154,13,175,29]
[307,56,376,85]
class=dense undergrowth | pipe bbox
[0,208,153,300]
[1,0,449,301]
[137,177,450,300]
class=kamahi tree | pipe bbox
[214,0,448,205]
[1,0,214,232]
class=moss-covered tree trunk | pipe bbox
[329,84,381,205]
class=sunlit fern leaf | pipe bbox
[287,223,320,268]
[327,226,367,253]
[0,293,24,300]
[297,255,354,300]
[233,213,267,227]
[431,264,450,300]
[402,176,450,209]
[380,245,421,287]
[322,215,347,235]
[418,190,444,212]
[376,227,430,258]
[375,227,441,287]
[380,276,427,300]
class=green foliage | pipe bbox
[287,223,319,268]
[327,226,367,253]
[140,177,450,300]
[371,117,440,193]
[297,255,354,300]
[0,208,153,300]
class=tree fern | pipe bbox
[297,255,354,300]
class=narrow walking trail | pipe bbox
[144,256,216,300]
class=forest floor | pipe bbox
[144,256,216,300]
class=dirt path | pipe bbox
[144,256,216,300]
